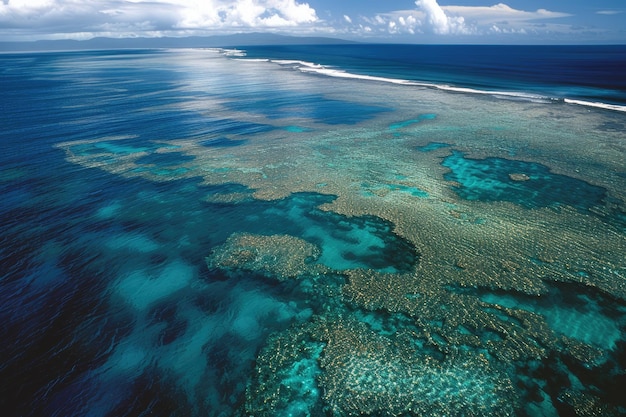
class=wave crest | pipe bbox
[231,50,626,113]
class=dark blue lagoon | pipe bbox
[1,46,625,417]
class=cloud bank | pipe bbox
[1,0,615,43]
[0,0,318,40]
[355,1,572,39]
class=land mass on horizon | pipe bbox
[0,33,356,52]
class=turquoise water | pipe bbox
[443,151,608,210]
[1,47,625,417]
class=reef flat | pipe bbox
[6,48,625,416]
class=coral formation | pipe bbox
[55,56,626,416]
[206,233,328,281]
[246,318,519,416]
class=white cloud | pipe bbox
[362,11,421,36]
[596,10,623,15]
[0,1,604,42]
[442,3,573,37]
[0,0,318,40]
[443,3,570,25]
[415,0,470,35]
[356,2,573,39]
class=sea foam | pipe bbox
[253,55,626,113]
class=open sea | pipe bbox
[1,44,625,417]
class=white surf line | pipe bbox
[232,53,626,114]
[564,98,626,113]
[300,65,626,113]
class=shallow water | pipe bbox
[1,48,625,417]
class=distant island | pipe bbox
[0,33,356,52]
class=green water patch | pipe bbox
[417,141,451,152]
[0,167,29,182]
[442,151,608,212]
[69,140,164,156]
[389,113,436,131]
[283,125,313,133]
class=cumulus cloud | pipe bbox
[174,0,317,29]
[415,0,469,35]
[0,0,590,41]
[0,0,318,40]
[363,0,467,37]
[359,2,572,38]
[361,10,420,36]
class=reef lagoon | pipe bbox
[1,45,626,416]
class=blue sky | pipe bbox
[1,0,625,43]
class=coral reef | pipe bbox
[56,62,626,416]
[206,233,329,280]
[246,318,519,416]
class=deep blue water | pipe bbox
[1,46,625,417]
[241,44,626,107]
[0,48,408,417]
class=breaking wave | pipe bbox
[228,48,626,113]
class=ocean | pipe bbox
[1,44,625,417]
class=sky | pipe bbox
[1,0,625,44]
